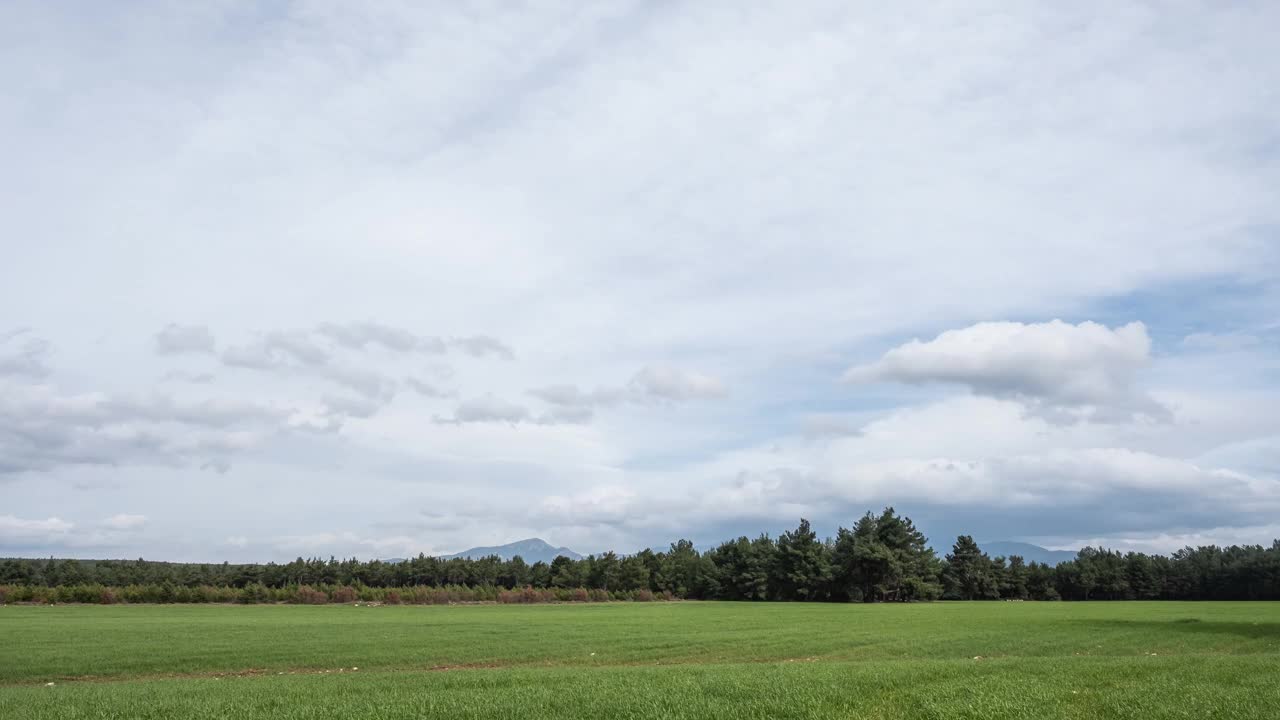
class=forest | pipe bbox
[4,509,1279,603]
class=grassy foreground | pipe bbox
[2,601,1278,719]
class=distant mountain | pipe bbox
[981,541,1078,566]
[442,538,583,564]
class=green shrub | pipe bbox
[239,583,270,604]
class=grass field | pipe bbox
[2,601,1278,719]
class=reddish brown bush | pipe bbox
[331,586,357,603]
[524,586,553,603]
[384,590,402,605]
[295,585,329,604]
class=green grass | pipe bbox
[3,602,1278,718]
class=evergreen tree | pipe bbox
[708,535,774,600]
[771,519,831,601]
[942,535,998,600]
[1004,555,1029,599]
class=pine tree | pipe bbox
[943,535,998,600]
[771,519,831,601]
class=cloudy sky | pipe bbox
[3,2,1278,562]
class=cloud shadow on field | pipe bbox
[1079,619,1280,642]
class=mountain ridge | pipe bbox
[441,538,583,564]
[980,541,1078,566]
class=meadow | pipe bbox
[2,601,1278,719]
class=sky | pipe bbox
[2,1,1278,562]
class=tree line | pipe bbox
[4,508,1280,602]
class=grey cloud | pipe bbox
[321,394,385,419]
[436,395,530,425]
[0,332,52,378]
[0,513,163,553]
[220,342,279,370]
[318,322,446,354]
[523,368,725,423]
[2,422,182,476]
[449,335,515,360]
[263,330,330,366]
[372,511,469,533]
[7,1,1279,558]
[435,395,592,427]
[629,365,727,401]
[0,385,293,477]
[220,331,397,401]
[201,458,232,474]
[535,405,594,425]
[530,449,1280,552]
[98,395,292,428]
[214,323,512,404]
[800,414,864,439]
[318,365,397,400]
[404,377,456,398]
[213,326,507,409]
[221,331,329,369]
[163,370,216,384]
[154,324,216,355]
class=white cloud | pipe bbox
[1054,524,1280,555]
[2,2,1278,558]
[0,515,75,543]
[844,321,1164,421]
[102,513,147,530]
